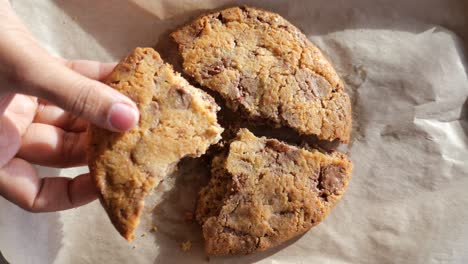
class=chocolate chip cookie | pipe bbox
[88,48,223,241]
[172,6,352,143]
[196,129,351,255]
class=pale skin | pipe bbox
[0,0,140,212]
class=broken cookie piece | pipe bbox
[180,240,193,252]
[196,129,351,255]
[172,6,352,143]
[88,48,223,241]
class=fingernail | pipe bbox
[108,103,139,131]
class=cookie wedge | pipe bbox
[196,129,351,255]
[172,6,352,143]
[88,48,223,241]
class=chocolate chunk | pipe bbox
[238,76,258,98]
[265,139,291,153]
[207,62,224,76]
[222,57,232,67]
[147,101,160,129]
[173,87,192,109]
[203,58,233,77]
[319,165,346,195]
[295,69,333,99]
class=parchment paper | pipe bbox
[1,0,468,263]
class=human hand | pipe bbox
[0,1,139,212]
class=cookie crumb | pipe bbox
[184,211,194,222]
[141,233,146,237]
[150,226,158,233]
[132,245,137,249]
[180,240,192,252]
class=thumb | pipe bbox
[20,58,139,132]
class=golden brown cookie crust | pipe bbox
[88,48,223,241]
[196,129,352,255]
[172,6,352,143]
